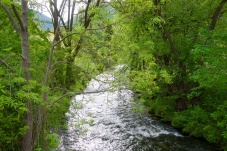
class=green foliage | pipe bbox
[0,6,26,150]
[129,69,158,95]
[0,4,70,150]
[45,133,61,150]
[131,99,145,116]
[47,92,70,130]
[191,30,227,91]
[187,20,227,149]
[211,101,227,148]
[1,0,227,150]
[172,103,227,148]
[172,106,210,136]
[112,0,227,150]
[0,75,29,150]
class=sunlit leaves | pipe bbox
[159,69,172,84]
[112,0,227,149]
[0,85,28,150]
[12,77,26,84]
[129,69,158,95]
[40,86,49,93]
[1,0,13,5]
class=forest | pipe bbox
[0,0,227,150]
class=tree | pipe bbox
[47,0,106,90]
[111,0,227,149]
[0,0,33,150]
[0,1,59,150]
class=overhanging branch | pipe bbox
[209,0,227,30]
[11,4,25,31]
[154,0,179,59]
[53,32,80,47]
[0,2,20,33]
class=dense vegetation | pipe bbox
[0,0,112,150]
[0,0,227,150]
[111,0,227,150]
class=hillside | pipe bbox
[35,12,53,30]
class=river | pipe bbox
[59,66,217,151]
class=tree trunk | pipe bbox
[20,0,33,151]
[65,0,101,89]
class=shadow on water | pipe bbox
[59,66,219,151]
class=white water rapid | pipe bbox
[59,66,217,151]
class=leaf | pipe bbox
[13,77,26,84]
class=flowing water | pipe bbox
[59,67,217,151]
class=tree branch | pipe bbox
[154,0,179,59]
[35,0,68,147]
[58,28,69,47]
[50,1,67,30]
[53,32,80,47]
[0,58,16,73]
[84,0,92,28]
[86,22,116,31]
[11,4,25,31]
[161,22,179,59]
[70,1,76,32]
[85,0,101,29]
[209,0,227,30]
[0,2,20,33]
[68,0,71,29]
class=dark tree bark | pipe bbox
[209,0,227,30]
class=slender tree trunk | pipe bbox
[20,0,33,150]
[65,0,101,89]
[36,1,67,147]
